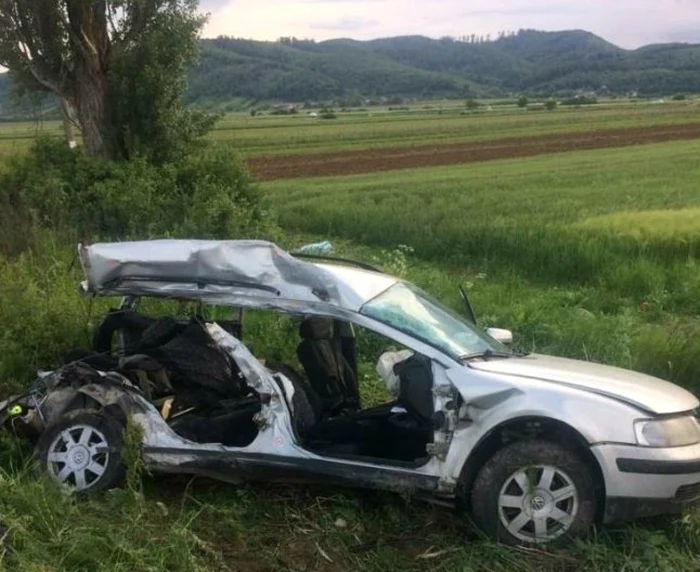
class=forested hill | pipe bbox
[189,30,700,103]
[2,29,700,117]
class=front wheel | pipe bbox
[469,440,597,546]
[35,409,126,493]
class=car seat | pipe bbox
[296,317,359,417]
[305,353,435,462]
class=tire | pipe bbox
[35,409,126,494]
[469,439,597,547]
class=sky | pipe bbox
[199,0,700,49]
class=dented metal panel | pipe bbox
[79,239,397,311]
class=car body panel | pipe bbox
[79,240,398,312]
[593,441,700,496]
[469,354,699,415]
[314,263,398,311]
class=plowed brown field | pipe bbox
[249,122,700,181]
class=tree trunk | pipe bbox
[60,98,77,149]
[71,63,116,159]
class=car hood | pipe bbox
[468,354,699,415]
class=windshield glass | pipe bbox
[360,282,507,360]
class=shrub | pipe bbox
[269,107,298,115]
[0,138,272,245]
[0,240,105,386]
[561,95,598,106]
[517,96,529,108]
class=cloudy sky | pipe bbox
[199,0,700,49]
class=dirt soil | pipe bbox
[248,122,700,181]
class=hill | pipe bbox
[2,29,700,116]
[187,29,700,105]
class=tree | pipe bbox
[465,98,479,110]
[0,1,209,161]
[517,96,529,108]
[545,99,557,111]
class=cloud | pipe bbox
[199,0,232,9]
[200,0,700,48]
[309,17,379,32]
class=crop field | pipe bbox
[2,100,700,570]
[249,122,700,180]
[265,140,700,386]
[3,98,700,163]
[215,101,700,157]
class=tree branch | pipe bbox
[112,0,155,56]
[2,2,62,94]
[58,1,95,62]
[106,3,121,43]
[19,49,61,93]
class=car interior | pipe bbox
[65,302,435,465]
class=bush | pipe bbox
[269,107,298,115]
[320,112,337,120]
[561,95,598,106]
[0,240,103,386]
[0,137,273,245]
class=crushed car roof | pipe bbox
[79,240,397,312]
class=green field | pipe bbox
[2,103,700,570]
[264,141,700,388]
[213,101,700,156]
[3,99,699,162]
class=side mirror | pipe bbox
[487,328,513,345]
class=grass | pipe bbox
[577,207,700,239]
[1,100,698,160]
[264,141,700,390]
[2,433,700,571]
[2,108,700,569]
[209,102,700,157]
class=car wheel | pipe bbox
[36,409,126,493]
[470,439,597,546]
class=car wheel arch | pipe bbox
[46,384,134,430]
[457,416,606,521]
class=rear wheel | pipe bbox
[36,410,126,493]
[470,440,597,546]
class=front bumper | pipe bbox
[592,442,700,523]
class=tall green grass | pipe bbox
[2,430,700,571]
[266,141,700,286]
[266,142,700,389]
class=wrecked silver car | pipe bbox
[2,239,700,547]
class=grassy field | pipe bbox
[2,101,700,570]
[213,101,700,157]
[0,120,62,160]
[264,141,700,388]
[3,99,699,161]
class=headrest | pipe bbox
[299,317,333,340]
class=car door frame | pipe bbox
[121,298,466,496]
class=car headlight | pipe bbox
[634,416,700,447]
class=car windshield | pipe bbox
[360,282,507,360]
